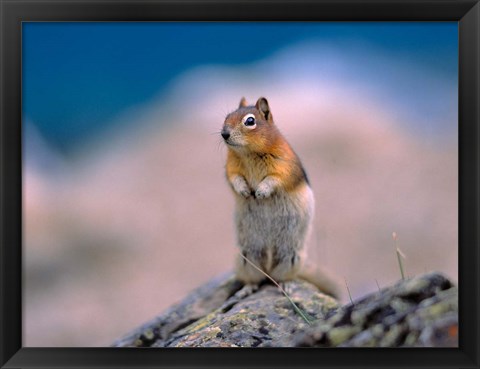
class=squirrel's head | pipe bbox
[221,97,277,152]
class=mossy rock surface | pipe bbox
[112,272,457,348]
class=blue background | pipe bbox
[23,22,458,151]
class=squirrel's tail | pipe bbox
[298,263,342,300]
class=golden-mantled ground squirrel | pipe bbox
[221,97,340,298]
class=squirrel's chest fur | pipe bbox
[230,151,313,228]
[239,152,277,189]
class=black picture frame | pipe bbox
[1,1,479,368]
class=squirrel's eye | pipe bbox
[242,114,256,128]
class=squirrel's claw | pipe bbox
[239,189,251,198]
[255,186,273,199]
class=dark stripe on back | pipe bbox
[301,165,310,185]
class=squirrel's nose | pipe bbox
[221,131,230,140]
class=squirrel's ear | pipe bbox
[255,97,270,120]
[239,97,248,108]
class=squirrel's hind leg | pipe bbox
[269,249,301,282]
[234,252,267,285]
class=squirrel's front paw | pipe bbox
[255,184,273,199]
[234,182,251,198]
[232,176,251,198]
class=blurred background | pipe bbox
[23,22,458,346]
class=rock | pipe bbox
[294,272,458,347]
[112,272,244,347]
[112,272,457,348]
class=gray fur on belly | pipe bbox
[234,186,314,274]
